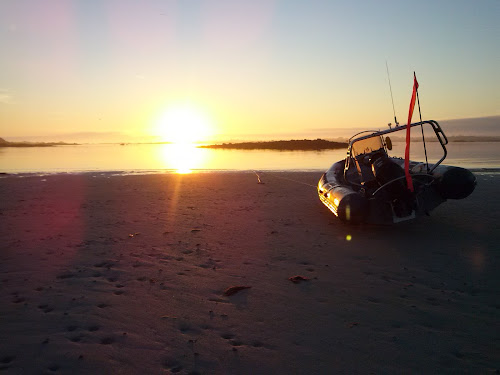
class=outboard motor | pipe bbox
[371,153,405,193]
[370,153,414,217]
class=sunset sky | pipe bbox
[1,0,499,143]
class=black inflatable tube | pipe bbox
[435,167,477,200]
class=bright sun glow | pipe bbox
[159,143,210,174]
[153,105,214,144]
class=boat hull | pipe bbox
[318,159,476,224]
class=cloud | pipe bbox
[0,89,13,104]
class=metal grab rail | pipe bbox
[427,120,448,172]
[371,173,436,197]
[344,120,449,182]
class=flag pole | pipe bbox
[415,73,429,172]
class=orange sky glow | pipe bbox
[1,1,499,143]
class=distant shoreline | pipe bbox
[2,136,499,149]
[390,135,500,143]
[0,139,79,148]
[199,139,347,151]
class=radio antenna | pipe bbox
[386,61,399,127]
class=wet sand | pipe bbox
[0,172,498,374]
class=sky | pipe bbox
[1,0,499,143]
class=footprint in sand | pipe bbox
[426,297,440,306]
[94,261,115,269]
[0,356,15,371]
[252,341,264,348]
[100,337,115,345]
[1,356,15,364]
[88,325,100,332]
[11,296,25,304]
[221,333,235,340]
[47,364,60,371]
[68,335,84,343]
[162,359,183,373]
[56,273,75,280]
[38,304,54,313]
[178,322,191,334]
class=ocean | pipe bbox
[1,142,499,175]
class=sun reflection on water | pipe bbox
[159,143,210,174]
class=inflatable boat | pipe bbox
[318,120,476,224]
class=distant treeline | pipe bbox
[200,139,347,151]
[447,136,500,142]
[388,136,500,142]
[0,138,78,147]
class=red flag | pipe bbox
[404,73,419,192]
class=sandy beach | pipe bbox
[0,171,498,374]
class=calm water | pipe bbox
[1,142,499,175]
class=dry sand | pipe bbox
[0,171,498,374]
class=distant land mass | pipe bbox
[199,139,347,151]
[387,135,500,142]
[3,115,499,144]
[0,137,78,147]
[447,135,500,142]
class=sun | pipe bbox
[153,105,213,144]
